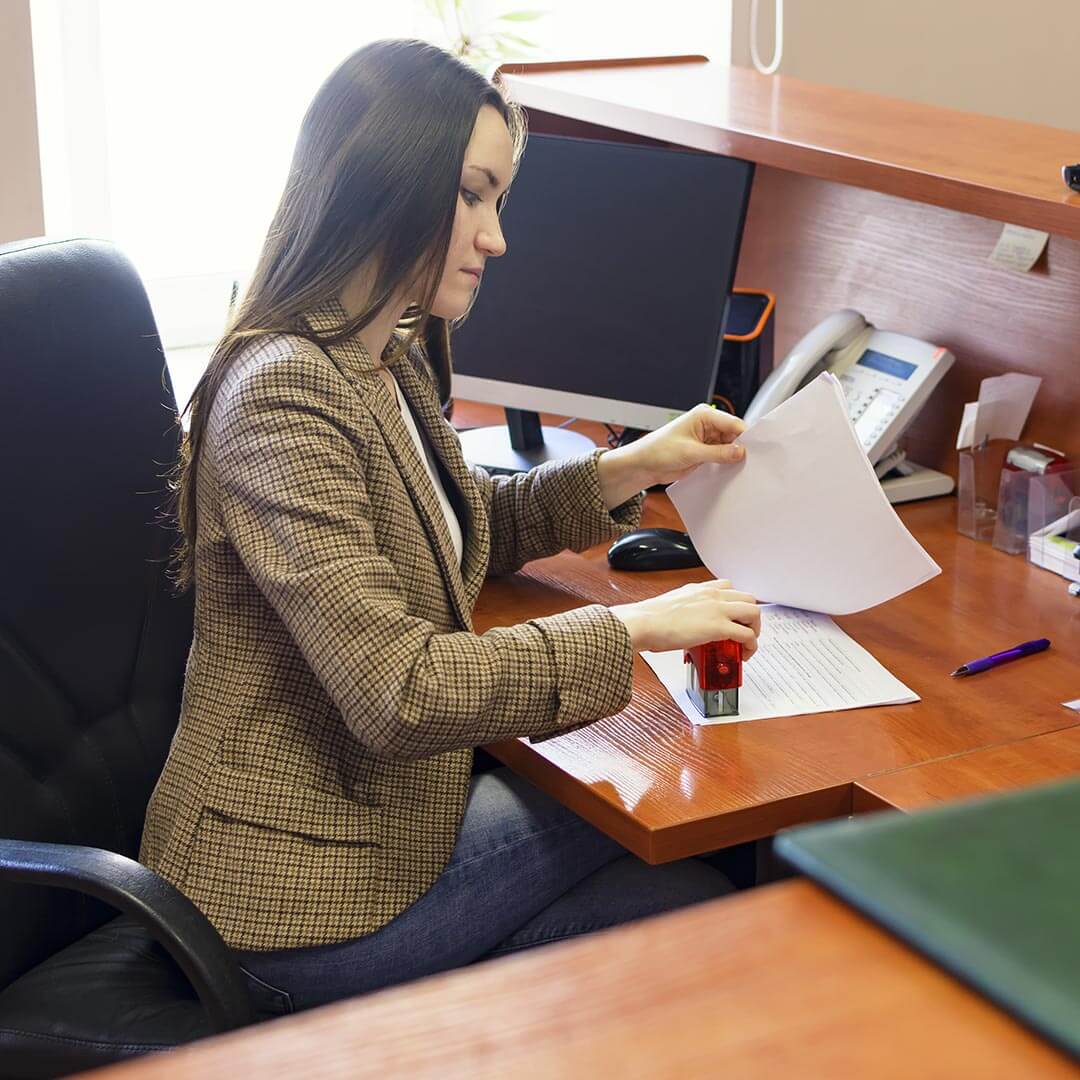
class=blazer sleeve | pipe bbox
[210,353,634,763]
[470,451,645,577]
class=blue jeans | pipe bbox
[237,767,732,1013]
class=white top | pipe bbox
[390,373,464,565]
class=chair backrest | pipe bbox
[0,237,194,985]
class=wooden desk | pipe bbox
[855,726,1080,813]
[497,56,1080,483]
[84,880,1077,1078]
[498,57,1080,239]
[459,399,1080,861]
[452,56,1080,854]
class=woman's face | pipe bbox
[429,104,514,320]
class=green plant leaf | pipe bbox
[497,10,545,21]
[495,32,538,48]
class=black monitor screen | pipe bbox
[451,133,754,422]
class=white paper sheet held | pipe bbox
[643,605,918,725]
[668,373,940,615]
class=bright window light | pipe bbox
[32,0,730,347]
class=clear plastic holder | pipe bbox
[1026,467,1080,581]
[992,465,1039,554]
[957,438,1017,542]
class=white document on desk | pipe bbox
[668,373,940,616]
[642,606,918,725]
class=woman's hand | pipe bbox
[597,405,746,508]
[610,579,760,655]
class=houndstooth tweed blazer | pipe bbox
[139,298,643,951]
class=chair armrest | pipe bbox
[0,838,256,1031]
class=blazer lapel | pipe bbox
[299,300,480,629]
[391,358,490,608]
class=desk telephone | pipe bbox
[743,309,955,504]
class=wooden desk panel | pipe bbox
[506,56,1080,485]
[454,399,1080,860]
[499,59,1080,240]
[734,165,1080,474]
[854,726,1080,814]
[86,881,1076,1079]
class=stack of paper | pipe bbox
[1028,509,1080,582]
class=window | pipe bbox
[31,0,730,351]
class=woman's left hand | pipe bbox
[597,405,746,509]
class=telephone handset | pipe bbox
[743,309,956,503]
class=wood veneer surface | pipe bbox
[84,881,1076,1079]
[457,403,1080,861]
[735,166,1080,475]
[500,59,1080,238]
[509,59,1080,480]
[855,726,1080,813]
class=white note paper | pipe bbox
[955,401,982,450]
[668,373,940,616]
[956,372,1042,449]
[989,223,1049,273]
[976,371,1041,441]
[643,606,919,725]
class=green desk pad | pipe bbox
[775,776,1080,1060]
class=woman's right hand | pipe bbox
[610,580,760,656]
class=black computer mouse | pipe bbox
[607,528,704,572]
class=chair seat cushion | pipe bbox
[0,915,210,1078]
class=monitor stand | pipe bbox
[458,408,596,475]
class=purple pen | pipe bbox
[950,638,1051,677]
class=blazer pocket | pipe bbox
[182,767,385,950]
[203,764,382,845]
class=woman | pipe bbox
[142,39,760,1013]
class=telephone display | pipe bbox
[856,350,916,380]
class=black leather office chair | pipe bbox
[0,237,255,1078]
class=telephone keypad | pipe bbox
[840,373,904,452]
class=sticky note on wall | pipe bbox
[989,224,1049,273]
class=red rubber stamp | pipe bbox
[684,640,742,718]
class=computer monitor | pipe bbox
[451,132,755,473]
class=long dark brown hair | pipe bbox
[171,39,525,590]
